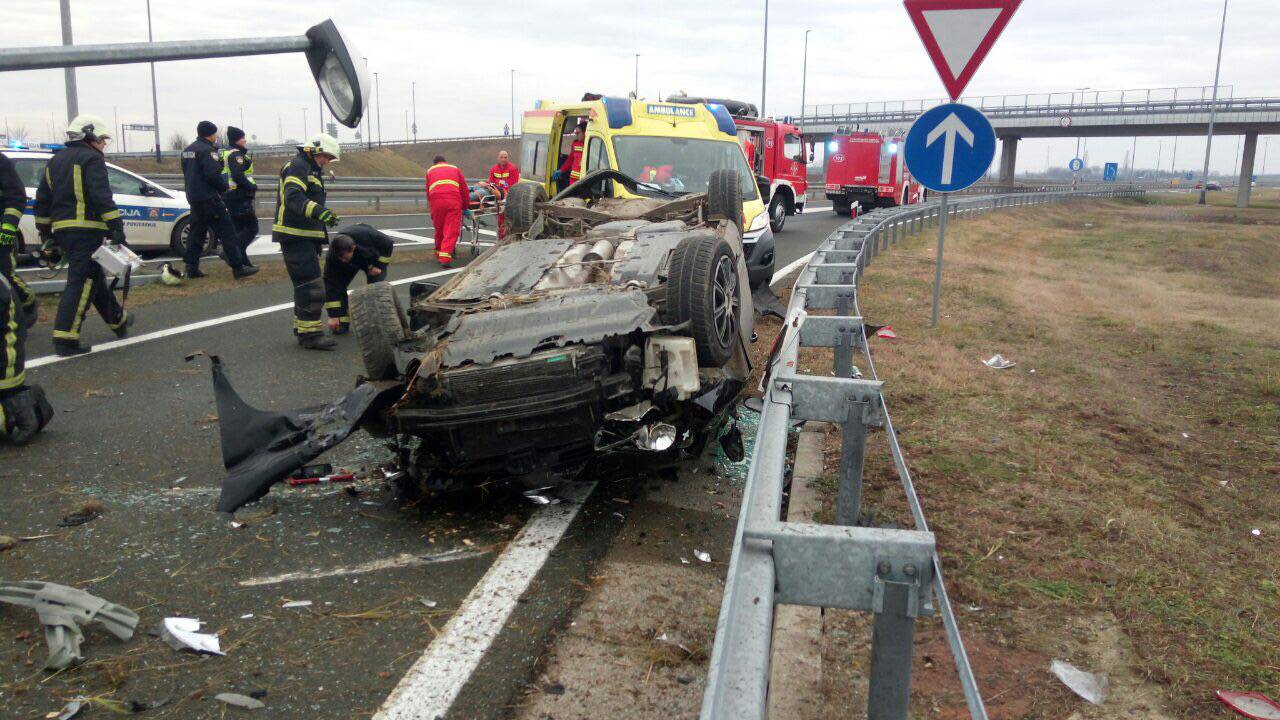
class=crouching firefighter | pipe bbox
[323,224,393,334]
[0,151,36,327]
[34,115,134,357]
[273,134,341,350]
[0,274,53,445]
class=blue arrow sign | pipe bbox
[904,103,996,193]
[1069,158,1085,172]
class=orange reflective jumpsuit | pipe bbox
[488,161,520,238]
[425,162,469,265]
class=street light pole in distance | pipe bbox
[1199,0,1229,205]
[760,0,769,116]
[800,29,811,120]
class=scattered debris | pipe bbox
[417,598,438,609]
[52,700,85,719]
[1050,659,1109,705]
[874,325,898,339]
[127,695,173,712]
[281,600,312,609]
[694,550,712,563]
[680,557,690,565]
[160,617,224,656]
[1252,528,1262,537]
[58,501,105,527]
[543,682,566,696]
[523,487,561,506]
[983,354,1017,370]
[215,693,266,710]
[0,581,138,670]
[0,535,16,552]
[1215,690,1280,719]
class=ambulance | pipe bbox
[519,96,775,289]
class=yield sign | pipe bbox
[904,0,1022,100]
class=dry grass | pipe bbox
[827,197,1279,717]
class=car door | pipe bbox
[8,156,46,250]
[104,165,165,249]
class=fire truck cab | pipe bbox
[824,130,921,216]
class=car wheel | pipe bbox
[504,182,547,236]
[169,217,220,257]
[834,202,852,217]
[350,282,408,380]
[706,169,744,232]
[664,234,739,367]
[768,193,788,233]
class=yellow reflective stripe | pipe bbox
[271,224,327,238]
[100,208,122,221]
[73,165,86,225]
[0,372,24,390]
[307,175,322,186]
[283,176,308,191]
[35,217,51,226]
[69,279,93,336]
[324,301,343,309]
[53,330,79,339]
[338,316,350,323]
[304,200,319,218]
[52,219,108,231]
[107,311,129,330]
[2,208,20,219]
[2,294,17,386]
[377,256,392,264]
[434,163,459,170]
[429,178,460,192]
[437,251,452,259]
[293,319,324,331]
[0,397,6,432]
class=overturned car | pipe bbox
[213,169,755,512]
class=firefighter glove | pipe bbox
[318,209,340,228]
[108,220,128,246]
[551,170,563,182]
[0,223,16,246]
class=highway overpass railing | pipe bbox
[106,132,520,161]
[701,185,1147,720]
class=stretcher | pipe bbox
[461,183,506,258]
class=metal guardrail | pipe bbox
[106,133,520,161]
[701,185,1147,720]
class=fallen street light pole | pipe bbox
[0,19,371,129]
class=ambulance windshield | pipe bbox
[612,136,757,200]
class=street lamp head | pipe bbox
[304,20,370,129]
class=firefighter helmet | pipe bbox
[159,262,185,286]
[305,134,341,161]
[65,114,112,143]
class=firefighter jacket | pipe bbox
[425,162,469,207]
[33,140,123,235]
[181,137,228,202]
[487,162,520,191]
[272,151,330,242]
[325,223,393,280]
[0,154,27,234]
[221,147,256,202]
[559,140,584,182]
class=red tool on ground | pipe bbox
[287,463,356,487]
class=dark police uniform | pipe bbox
[0,153,35,325]
[33,140,130,350]
[221,145,258,265]
[272,149,337,342]
[323,224,394,330]
[181,137,248,274]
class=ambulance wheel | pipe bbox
[170,217,220,257]
[834,202,852,217]
[707,169,744,233]
[664,234,738,367]
[505,183,547,236]
[768,193,788,233]
[350,282,408,380]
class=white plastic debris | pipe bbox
[160,617,225,656]
[983,354,1016,370]
[680,557,690,565]
[418,598,438,608]
[281,600,312,608]
[1050,659,1108,705]
[694,550,712,563]
[1252,528,1262,537]
[215,693,265,710]
[55,700,85,719]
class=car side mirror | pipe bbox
[138,183,153,196]
[755,175,771,203]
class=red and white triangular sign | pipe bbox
[904,0,1022,101]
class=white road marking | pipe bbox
[375,481,597,720]
[382,229,434,244]
[238,549,486,587]
[800,204,834,214]
[26,267,462,370]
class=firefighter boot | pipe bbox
[298,333,336,351]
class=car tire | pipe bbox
[350,282,408,380]
[664,234,739,367]
[768,193,788,233]
[707,169,744,232]
[505,182,547,236]
[169,217,220,257]
[834,202,852,217]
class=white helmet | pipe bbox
[304,133,341,161]
[159,262,186,286]
[66,114,112,142]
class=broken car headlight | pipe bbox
[635,423,677,452]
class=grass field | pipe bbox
[809,196,1279,718]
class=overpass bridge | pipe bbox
[798,86,1280,207]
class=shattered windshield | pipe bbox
[612,136,758,200]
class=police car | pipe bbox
[2,149,210,255]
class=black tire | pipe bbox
[706,169,744,232]
[169,216,219,257]
[768,192,788,233]
[664,234,740,367]
[350,282,408,380]
[834,201,852,217]
[504,182,547,235]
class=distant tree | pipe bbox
[167,132,187,151]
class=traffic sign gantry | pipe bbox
[904,102,996,193]
[903,0,1023,100]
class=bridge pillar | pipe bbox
[998,137,1019,187]
[1238,132,1258,208]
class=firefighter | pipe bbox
[425,155,469,267]
[273,134,342,350]
[0,273,52,444]
[483,150,520,238]
[0,152,36,327]
[33,115,134,357]
[322,224,393,334]
[181,120,256,279]
[221,126,258,269]
[551,122,585,190]
[742,135,757,171]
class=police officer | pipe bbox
[0,151,35,327]
[181,121,256,279]
[0,273,52,445]
[273,134,341,350]
[221,126,258,269]
[322,224,394,334]
[33,115,134,357]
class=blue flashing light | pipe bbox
[704,103,737,136]
[888,143,899,154]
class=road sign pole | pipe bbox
[930,192,948,327]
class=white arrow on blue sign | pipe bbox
[904,102,996,193]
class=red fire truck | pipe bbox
[667,95,809,232]
[824,131,921,216]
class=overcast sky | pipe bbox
[1,0,1276,174]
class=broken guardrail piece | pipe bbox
[0,580,139,669]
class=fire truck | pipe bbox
[667,95,810,232]
[824,130,922,216]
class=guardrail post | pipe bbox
[836,399,869,526]
[867,564,920,720]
